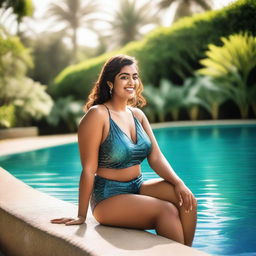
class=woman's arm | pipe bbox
[135,108,183,186]
[134,108,195,211]
[77,106,105,220]
[51,106,104,225]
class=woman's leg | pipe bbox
[139,178,197,247]
[93,193,185,244]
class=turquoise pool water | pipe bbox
[0,124,256,256]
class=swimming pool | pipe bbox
[0,124,255,256]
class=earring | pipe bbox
[109,87,112,96]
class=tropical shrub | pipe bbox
[144,75,231,122]
[0,104,15,128]
[143,79,184,122]
[27,31,72,85]
[46,96,84,132]
[183,75,230,120]
[0,29,32,79]
[0,76,53,126]
[53,0,256,101]
[0,29,53,127]
[198,32,256,118]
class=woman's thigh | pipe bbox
[139,178,179,206]
[93,193,175,230]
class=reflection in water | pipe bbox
[1,125,256,256]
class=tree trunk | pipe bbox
[251,103,256,117]
[71,28,78,64]
[158,111,165,122]
[211,103,219,120]
[188,106,199,120]
[171,109,179,121]
[240,104,249,119]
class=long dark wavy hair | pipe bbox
[84,54,147,111]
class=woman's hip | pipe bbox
[90,174,144,212]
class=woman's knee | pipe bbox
[192,197,198,211]
[159,201,179,218]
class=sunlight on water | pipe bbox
[1,124,256,256]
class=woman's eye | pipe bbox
[121,76,128,80]
[133,76,138,80]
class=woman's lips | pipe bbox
[125,87,134,92]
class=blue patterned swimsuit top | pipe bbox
[98,104,152,169]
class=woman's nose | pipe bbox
[128,78,134,85]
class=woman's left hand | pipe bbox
[174,181,196,213]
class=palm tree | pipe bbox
[104,0,160,50]
[158,0,212,23]
[0,0,33,34]
[47,0,98,63]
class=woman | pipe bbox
[51,54,197,246]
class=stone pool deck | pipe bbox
[1,119,255,255]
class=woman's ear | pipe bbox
[107,81,113,89]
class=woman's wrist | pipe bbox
[173,179,184,186]
[78,215,86,220]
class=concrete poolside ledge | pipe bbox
[150,119,256,129]
[0,127,39,140]
[0,167,210,256]
[0,133,78,157]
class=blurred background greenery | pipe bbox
[0,0,255,134]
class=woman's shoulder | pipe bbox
[129,106,146,123]
[79,104,107,127]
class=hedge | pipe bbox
[52,0,256,100]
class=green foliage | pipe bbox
[46,96,84,132]
[46,0,99,63]
[104,0,160,49]
[198,32,256,79]
[158,0,212,23]
[144,75,234,122]
[0,28,33,106]
[27,32,72,85]
[0,104,15,128]
[0,31,32,78]
[182,77,204,120]
[140,0,256,86]
[0,0,33,22]
[182,75,229,119]
[0,77,53,126]
[14,77,53,125]
[0,29,53,127]
[53,0,256,101]
[198,32,256,118]
[143,79,184,122]
[51,50,120,99]
[143,84,166,122]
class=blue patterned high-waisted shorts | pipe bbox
[90,174,144,213]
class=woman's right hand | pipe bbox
[50,216,86,225]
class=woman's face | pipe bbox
[110,64,139,100]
